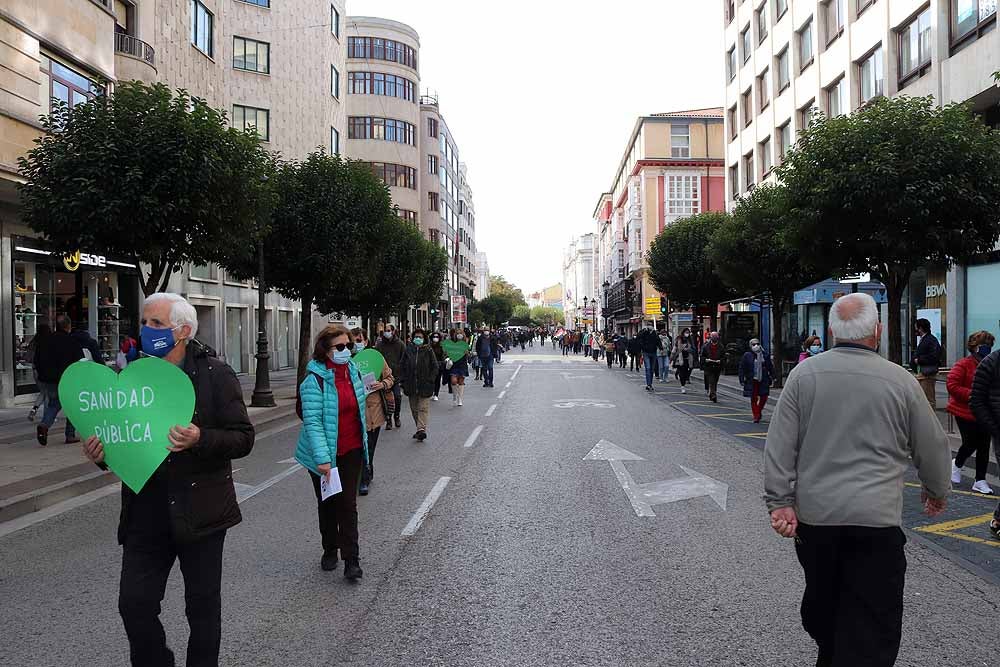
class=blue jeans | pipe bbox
[40,381,75,438]
[657,355,669,380]
[643,353,658,387]
[479,356,495,386]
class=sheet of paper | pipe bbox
[320,468,342,500]
[362,372,377,395]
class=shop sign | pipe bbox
[63,250,107,272]
[926,284,946,298]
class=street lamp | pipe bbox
[583,296,589,332]
[251,173,275,408]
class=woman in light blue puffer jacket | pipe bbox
[294,325,369,581]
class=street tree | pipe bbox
[779,95,1000,364]
[17,81,271,296]
[467,301,486,329]
[509,304,533,326]
[709,184,829,379]
[477,294,515,327]
[530,305,562,327]
[647,212,734,329]
[489,275,526,306]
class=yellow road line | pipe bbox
[734,432,768,439]
[904,482,999,500]
[916,513,995,533]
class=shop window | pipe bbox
[225,307,246,373]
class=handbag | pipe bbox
[445,358,454,370]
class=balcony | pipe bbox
[114,33,156,82]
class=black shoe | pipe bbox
[394,416,401,428]
[385,421,393,431]
[990,519,1000,541]
[359,482,370,496]
[367,464,374,481]
[412,431,421,440]
[36,424,48,447]
[344,561,363,581]
[416,430,427,441]
[321,552,339,571]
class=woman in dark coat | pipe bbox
[430,332,448,401]
[399,328,440,441]
[738,337,774,423]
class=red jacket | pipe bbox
[946,355,980,422]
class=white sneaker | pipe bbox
[951,460,963,485]
[457,398,463,406]
[432,395,439,402]
[972,480,994,495]
[681,387,687,394]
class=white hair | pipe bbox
[829,292,879,342]
[144,292,198,340]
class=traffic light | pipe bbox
[659,297,667,314]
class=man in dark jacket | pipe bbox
[376,325,405,429]
[912,318,942,409]
[637,326,663,391]
[400,327,439,441]
[35,315,85,446]
[969,349,1000,541]
[627,335,642,373]
[71,324,104,363]
[82,292,254,667]
[476,328,495,387]
[701,331,726,402]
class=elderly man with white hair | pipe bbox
[764,291,950,667]
[81,292,255,667]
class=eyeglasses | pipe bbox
[331,342,353,352]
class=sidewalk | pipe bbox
[0,369,301,525]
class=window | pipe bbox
[798,18,814,70]
[776,47,790,92]
[758,67,770,110]
[190,0,213,57]
[858,0,876,15]
[727,105,738,140]
[730,163,740,197]
[347,37,417,69]
[397,209,418,225]
[331,127,339,155]
[240,0,269,6]
[366,162,417,189]
[428,117,438,138]
[858,46,884,104]
[826,77,846,117]
[759,136,773,176]
[666,175,701,219]
[233,104,269,141]
[39,54,101,115]
[727,45,737,80]
[798,98,817,130]
[190,263,218,281]
[777,121,792,162]
[671,124,690,158]
[824,0,845,45]
[428,154,438,175]
[741,24,752,62]
[347,72,416,102]
[726,0,736,24]
[429,192,440,212]
[776,0,788,20]
[742,88,753,127]
[743,152,755,189]
[346,117,415,145]
[233,36,269,73]
[898,7,932,84]
[953,0,997,43]
[331,65,340,98]
[331,4,340,38]
[757,3,768,43]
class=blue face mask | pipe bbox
[141,324,180,358]
[354,341,365,353]
[413,337,425,346]
[978,345,992,357]
[809,345,822,355]
[331,349,352,365]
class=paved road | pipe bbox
[1,347,997,665]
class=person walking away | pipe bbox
[34,315,86,446]
[583,331,592,358]
[627,335,641,372]
[376,325,405,430]
[947,331,995,494]
[400,328,439,441]
[657,330,672,384]
[764,292,950,667]
[351,329,393,497]
[27,322,51,422]
[445,329,471,406]
[604,335,617,368]
[701,332,725,402]
[670,329,696,394]
[638,326,663,391]
[81,292,256,665]
[429,332,447,401]
[615,334,627,369]
[476,329,495,388]
[739,338,773,423]
[969,337,1000,540]
[592,333,603,361]
[72,322,104,363]
[494,330,504,364]
[912,317,942,409]
[798,335,823,363]
[295,325,367,579]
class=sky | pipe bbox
[350,0,725,296]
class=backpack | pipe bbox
[295,371,324,420]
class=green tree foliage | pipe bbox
[709,185,829,377]
[467,301,486,329]
[509,304,532,325]
[489,275,526,306]
[530,305,563,327]
[477,294,515,327]
[17,82,272,296]
[646,212,734,323]
[778,96,1000,364]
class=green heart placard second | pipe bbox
[353,348,386,378]
[58,357,196,493]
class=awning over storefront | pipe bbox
[793,278,888,305]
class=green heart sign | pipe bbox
[58,357,196,493]
[441,339,470,363]
[352,348,385,378]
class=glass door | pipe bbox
[277,310,290,368]
[226,307,245,373]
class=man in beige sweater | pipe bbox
[764,292,951,667]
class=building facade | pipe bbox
[723,0,1000,364]
[474,252,490,301]
[562,234,596,330]
[596,109,726,336]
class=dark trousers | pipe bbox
[362,427,381,484]
[618,351,627,368]
[309,448,363,562]
[480,356,494,386]
[119,530,226,667]
[629,354,639,372]
[606,351,614,368]
[955,417,992,481]
[794,523,906,667]
[390,382,402,418]
[703,365,721,400]
[676,364,691,386]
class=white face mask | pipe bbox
[383,331,393,339]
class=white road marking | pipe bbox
[401,476,452,537]
[485,404,497,417]
[277,457,297,464]
[237,464,301,503]
[512,365,523,380]
[255,420,301,441]
[498,390,507,399]
[463,425,484,448]
[505,382,512,388]
[0,483,121,539]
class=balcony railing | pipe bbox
[115,33,155,67]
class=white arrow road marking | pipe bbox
[584,440,728,516]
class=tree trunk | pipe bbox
[771,298,786,387]
[141,256,166,297]
[297,292,314,384]
[884,271,909,366]
[362,312,370,341]
[157,261,176,294]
